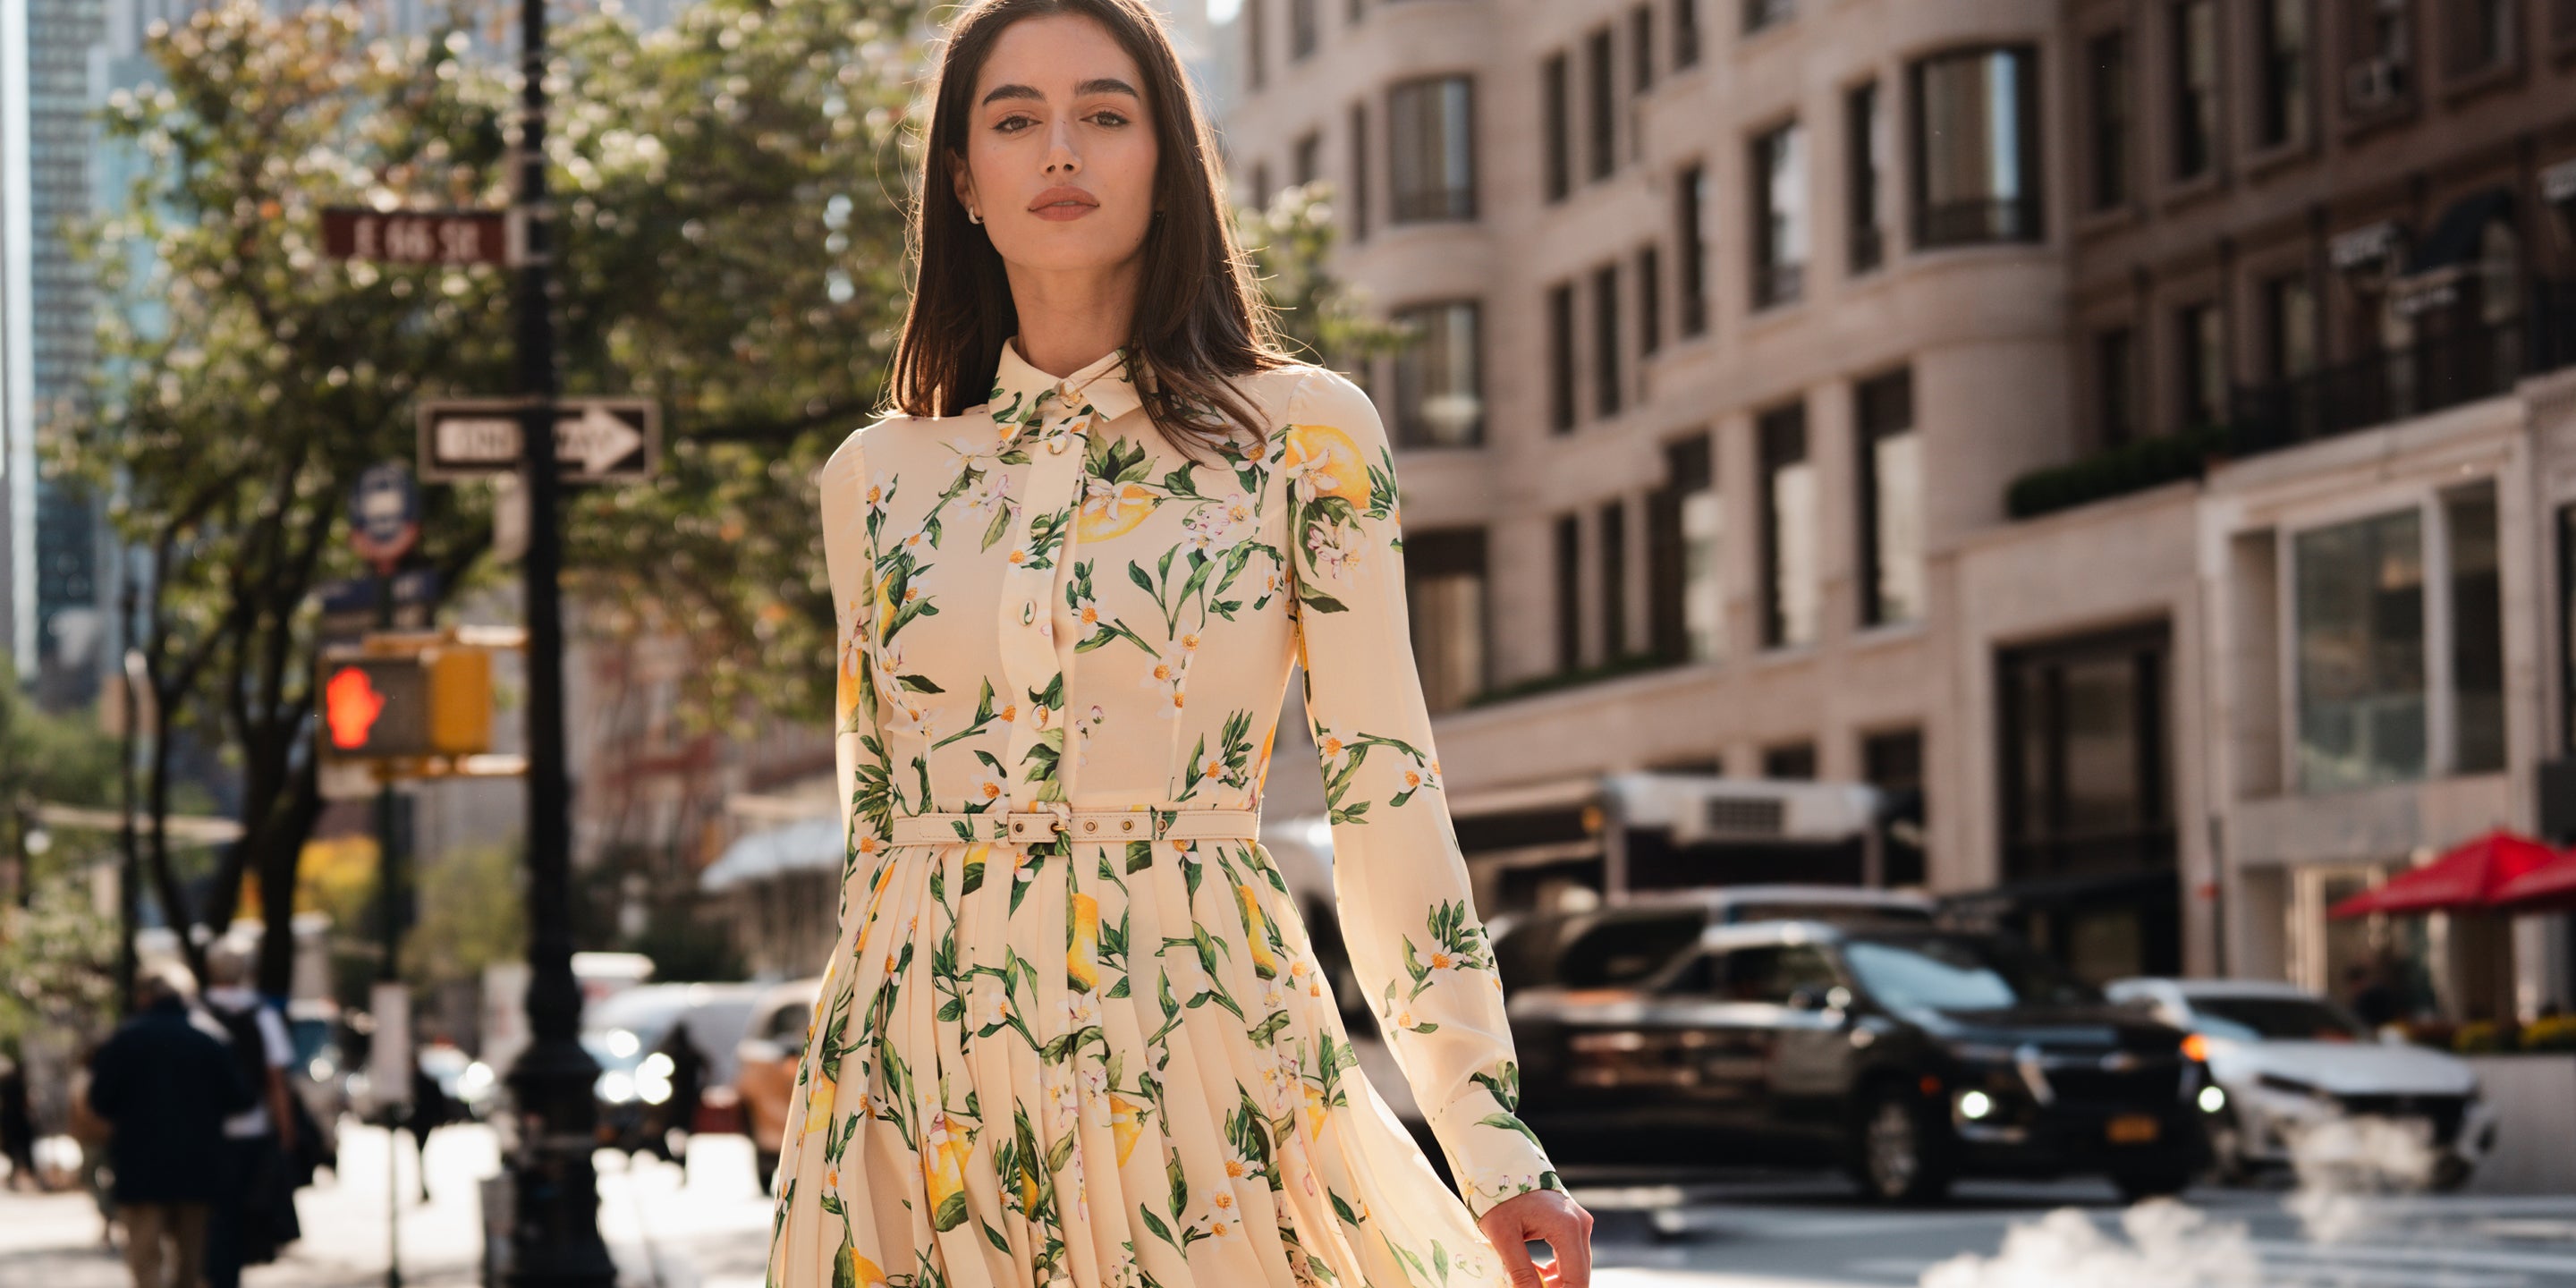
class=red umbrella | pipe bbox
[2493,843,2576,912]
[2326,828,2562,919]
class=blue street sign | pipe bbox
[351,461,422,573]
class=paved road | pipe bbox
[11,1130,2576,1287]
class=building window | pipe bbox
[1674,0,1701,68]
[1348,0,1363,21]
[2448,482,2504,774]
[1601,501,1630,657]
[1547,282,1578,433]
[1856,369,1923,628]
[1290,0,1318,60]
[2173,0,2219,180]
[1593,263,1623,419]
[1762,742,1818,779]
[1911,46,2043,248]
[1846,80,1885,275]
[1750,120,1807,309]
[1639,244,1664,356]
[2098,326,2139,446]
[1391,301,1483,447]
[1587,28,1617,182]
[1862,729,1927,886]
[1250,162,1273,207]
[1348,101,1372,240]
[1556,513,1584,672]
[1248,0,1267,90]
[1631,4,1656,93]
[2088,30,2131,209]
[2554,0,2576,49]
[2257,0,2311,148]
[2446,0,2517,76]
[1292,130,1323,188]
[2346,0,2414,115]
[1389,76,1476,223]
[1677,163,1710,336]
[1543,53,1572,203]
[2294,509,2424,791]
[1406,530,1490,713]
[1649,434,1722,663]
[2178,301,2225,428]
[1743,0,1792,35]
[1758,401,1818,648]
[2262,272,2318,381]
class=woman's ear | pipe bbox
[950,155,979,224]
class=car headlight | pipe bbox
[597,1071,637,1104]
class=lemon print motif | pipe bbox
[1281,423,1373,507]
[837,1249,889,1288]
[801,1070,836,1137]
[1076,479,1157,541]
[924,1121,970,1232]
[1236,885,1279,980]
[1068,893,1102,993]
[1110,1094,1147,1165]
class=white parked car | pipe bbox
[2105,978,2497,1189]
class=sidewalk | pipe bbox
[0,1122,716,1288]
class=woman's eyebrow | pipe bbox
[979,77,1140,107]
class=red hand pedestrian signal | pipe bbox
[325,665,387,749]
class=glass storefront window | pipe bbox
[2294,509,2426,792]
[1403,529,1488,712]
[2446,483,2504,774]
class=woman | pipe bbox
[767,3,1591,1285]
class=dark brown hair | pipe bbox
[890,0,1290,456]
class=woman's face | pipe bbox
[952,13,1161,276]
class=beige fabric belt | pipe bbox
[887,808,1260,847]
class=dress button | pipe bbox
[1047,437,1068,454]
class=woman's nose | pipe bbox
[1046,120,1081,175]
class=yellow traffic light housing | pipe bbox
[318,634,496,768]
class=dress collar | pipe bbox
[988,336,1147,427]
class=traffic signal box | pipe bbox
[318,637,494,773]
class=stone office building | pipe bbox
[1220,0,2576,1014]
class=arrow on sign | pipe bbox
[558,403,644,476]
[418,397,658,484]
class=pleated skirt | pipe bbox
[763,836,1508,1288]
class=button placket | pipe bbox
[994,394,1092,817]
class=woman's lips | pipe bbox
[1030,187,1098,222]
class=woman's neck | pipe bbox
[1004,258,1143,379]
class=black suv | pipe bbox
[1507,921,2210,1202]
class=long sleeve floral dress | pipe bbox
[766,339,1562,1288]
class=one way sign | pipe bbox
[418,397,659,484]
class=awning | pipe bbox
[2326,828,2558,919]
[2406,188,2515,275]
[2493,845,2576,912]
[699,815,844,894]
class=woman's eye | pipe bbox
[1089,111,1130,128]
[994,114,1036,133]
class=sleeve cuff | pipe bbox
[1425,1084,1564,1217]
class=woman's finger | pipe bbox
[1487,1224,1546,1288]
[1546,1203,1594,1288]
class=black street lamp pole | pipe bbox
[504,0,613,1277]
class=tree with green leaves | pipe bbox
[67,0,1399,996]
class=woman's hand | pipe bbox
[1476,1188,1593,1288]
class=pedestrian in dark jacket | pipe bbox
[88,969,253,1288]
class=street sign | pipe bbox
[418,397,659,484]
[314,569,440,643]
[323,207,508,267]
[349,461,421,576]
